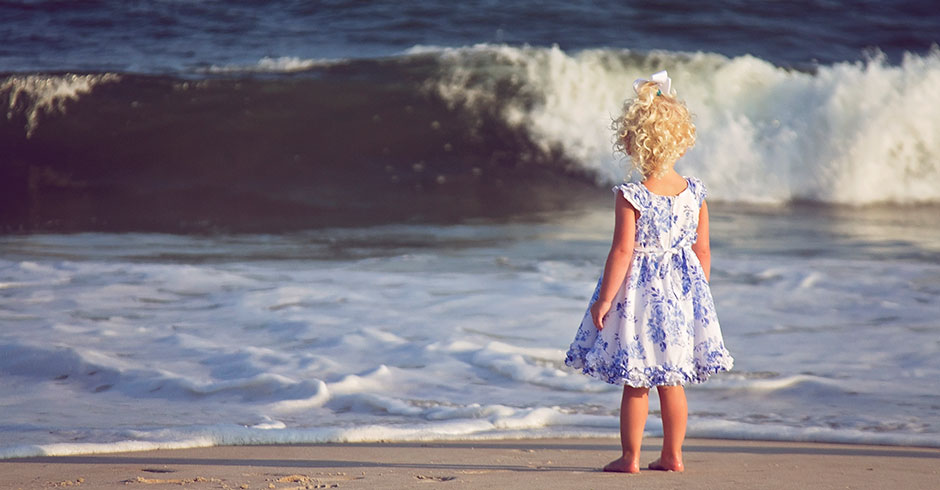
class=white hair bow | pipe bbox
[633,70,672,97]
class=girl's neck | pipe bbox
[643,168,682,183]
[642,169,687,196]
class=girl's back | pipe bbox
[620,176,704,255]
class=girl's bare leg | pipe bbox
[649,385,687,472]
[603,386,649,473]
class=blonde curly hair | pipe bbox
[612,81,696,179]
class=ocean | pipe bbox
[1,0,939,458]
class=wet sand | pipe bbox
[2,437,938,490]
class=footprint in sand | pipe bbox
[415,475,457,482]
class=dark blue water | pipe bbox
[2,1,939,233]
[1,0,938,73]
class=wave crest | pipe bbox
[202,56,329,74]
[424,44,940,204]
[1,73,120,138]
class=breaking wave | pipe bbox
[2,45,939,231]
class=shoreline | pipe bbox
[3,437,938,490]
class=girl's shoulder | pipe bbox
[612,182,649,210]
[684,176,707,206]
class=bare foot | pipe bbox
[648,457,684,472]
[603,456,640,473]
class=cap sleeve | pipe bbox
[612,182,647,211]
[687,177,707,207]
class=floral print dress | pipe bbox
[565,177,733,387]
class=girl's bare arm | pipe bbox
[691,200,711,282]
[591,193,637,329]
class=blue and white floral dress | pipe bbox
[565,177,733,387]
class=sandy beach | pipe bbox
[2,437,938,490]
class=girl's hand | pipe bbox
[591,300,612,330]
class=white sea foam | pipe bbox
[0,210,938,458]
[0,73,120,137]
[423,44,940,204]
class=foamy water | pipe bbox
[1,204,938,458]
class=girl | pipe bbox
[565,70,733,474]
